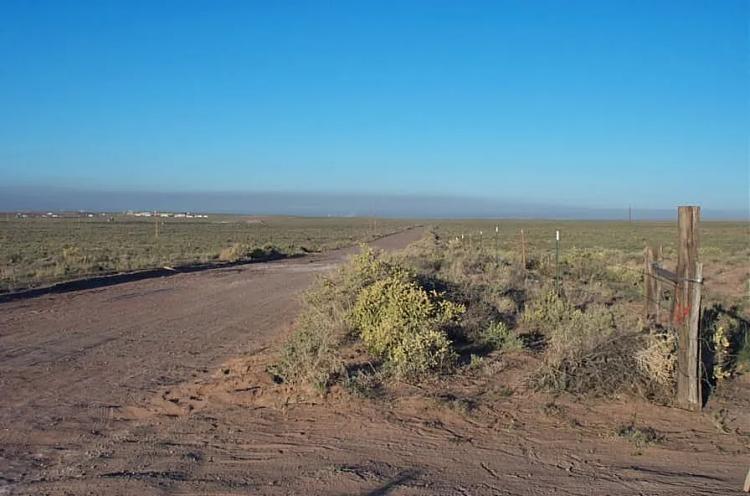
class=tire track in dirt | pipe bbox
[0,229,425,494]
[2,226,748,495]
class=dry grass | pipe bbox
[272,223,745,406]
[0,215,414,291]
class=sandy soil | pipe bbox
[1,228,748,495]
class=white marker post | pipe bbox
[495,225,499,263]
[555,230,561,294]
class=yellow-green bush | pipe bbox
[349,273,463,379]
[268,252,383,391]
[272,246,464,388]
[481,321,523,351]
[268,272,352,391]
[389,329,456,378]
[706,310,750,379]
[543,304,617,368]
[345,246,398,287]
[605,264,642,287]
[521,286,572,331]
[269,314,344,392]
[553,248,642,296]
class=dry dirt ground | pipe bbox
[1,229,748,495]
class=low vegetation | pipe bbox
[218,243,284,262]
[0,215,413,291]
[272,225,749,412]
[616,419,665,449]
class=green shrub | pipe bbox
[349,273,463,379]
[481,321,523,352]
[704,307,750,378]
[543,304,616,365]
[617,420,664,448]
[459,296,501,340]
[271,246,464,388]
[343,369,386,399]
[389,329,456,378]
[219,243,283,262]
[605,264,642,288]
[252,244,282,259]
[531,303,649,395]
[219,243,251,262]
[268,255,370,391]
[268,312,344,392]
[345,246,399,289]
[468,354,485,370]
[521,286,572,331]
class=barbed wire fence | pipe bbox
[456,206,750,412]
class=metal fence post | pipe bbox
[555,230,560,294]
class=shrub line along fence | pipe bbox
[459,206,750,492]
[462,206,710,412]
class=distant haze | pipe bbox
[1,187,746,221]
[2,2,748,215]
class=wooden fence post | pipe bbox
[520,229,527,269]
[674,206,702,411]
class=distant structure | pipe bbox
[127,211,208,219]
[14,211,106,219]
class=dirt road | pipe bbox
[1,227,748,495]
[0,230,420,492]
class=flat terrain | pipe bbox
[0,215,414,292]
[1,227,749,495]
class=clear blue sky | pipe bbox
[1,0,748,214]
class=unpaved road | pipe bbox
[0,230,422,493]
[1,227,748,495]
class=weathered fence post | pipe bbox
[520,229,527,269]
[674,206,702,411]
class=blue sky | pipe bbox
[1,0,748,215]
